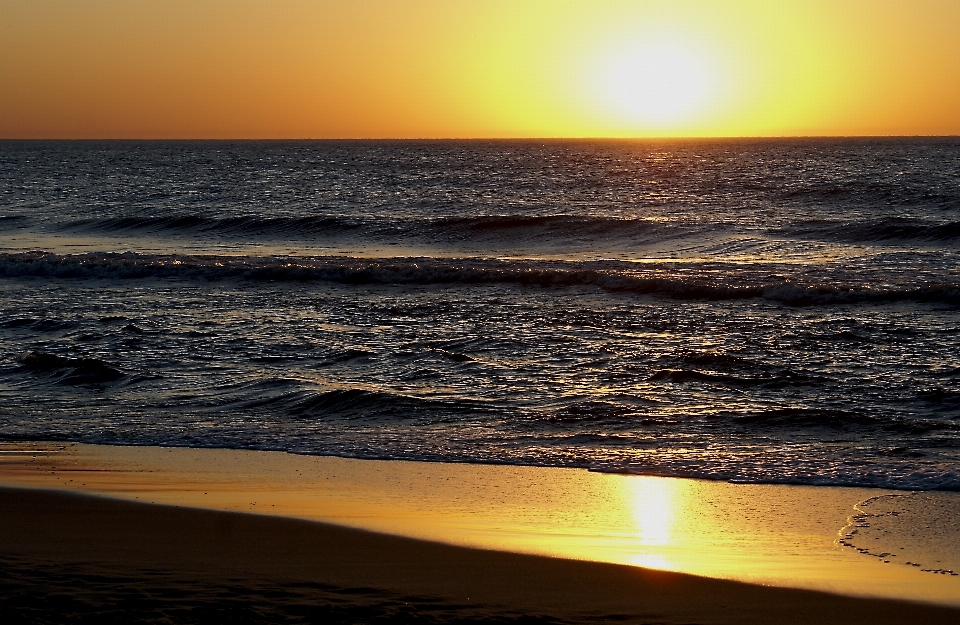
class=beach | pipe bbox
[2,442,959,623]
[4,2,960,621]
[2,139,960,621]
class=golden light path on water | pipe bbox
[2,442,959,606]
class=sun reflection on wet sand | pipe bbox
[627,476,676,546]
[2,442,959,606]
[620,476,677,570]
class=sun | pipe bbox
[590,36,720,130]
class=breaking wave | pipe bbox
[2,251,958,306]
[65,212,687,246]
[779,218,960,243]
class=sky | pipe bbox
[1,0,958,139]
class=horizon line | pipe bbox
[2,134,958,142]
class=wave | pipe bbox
[3,251,959,305]
[647,368,825,388]
[204,377,493,422]
[730,407,882,430]
[57,212,960,248]
[3,317,78,332]
[543,403,941,432]
[17,351,124,385]
[431,214,675,238]
[779,184,960,211]
[65,212,682,243]
[777,218,960,243]
[547,401,631,424]
[68,214,365,236]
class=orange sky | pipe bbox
[1,0,958,138]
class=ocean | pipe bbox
[1,138,958,491]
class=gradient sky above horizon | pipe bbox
[1,0,958,139]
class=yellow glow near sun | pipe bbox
[3,1,959,138]
[589,35,721,130]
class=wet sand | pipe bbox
[2,442,960,623]
[4,487,960,625]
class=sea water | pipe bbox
[1,139,958,490]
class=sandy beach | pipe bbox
[2,442,959,623]
[3,486,959,625]
[5,2,960,621]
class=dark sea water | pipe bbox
[1,139,959,490]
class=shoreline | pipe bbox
[2,441,960,614]
[4,486,960,624]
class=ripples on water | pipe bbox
[1,139,958,490]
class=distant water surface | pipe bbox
[1,139,959,490]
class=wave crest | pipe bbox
[3,251,959,306]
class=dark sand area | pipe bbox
[3,487,959,624]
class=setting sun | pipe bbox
[1,0,958,138]
[589,36,720,130]
[2,1,960,622]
